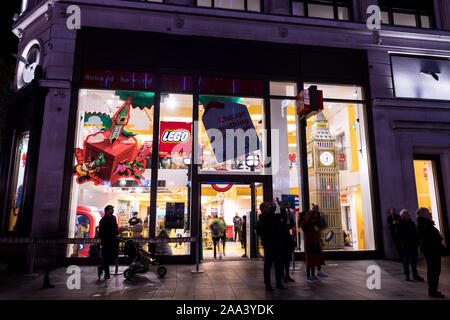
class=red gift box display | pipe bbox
[73,96,151,186]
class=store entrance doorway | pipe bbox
[413,157,448,247]
[200,182,263,260]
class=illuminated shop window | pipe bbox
[379,0,434,29]
[292,0,353,21]
[68,89,154,257]
[197,0,261,12]
[269,82,302,249]
[304,83,374,251]
[7,132,29,232]
[156,94,193,255]
[269,82,300,202]
[198,95,265,174]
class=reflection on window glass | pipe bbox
[68,89,154,257]
[421,15,431,28]
[393,12,417,27]
[156,93,192,255]
[337,6,349,20]
[381,10,389,24]
[214,0,245,10]
[247,0,260,12]
[197,0,212,7]
[308,3,334,19]
[305,89,374,251]
[8,133,29,232]
[199,95,264,174]
[292,2,305,16]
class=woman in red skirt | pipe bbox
[300,205,327,283]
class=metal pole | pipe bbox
[191,236,203,274]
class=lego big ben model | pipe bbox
[306,111,344,250]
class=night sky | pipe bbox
[0,1,22,98]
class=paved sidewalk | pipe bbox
[0,258,448,300]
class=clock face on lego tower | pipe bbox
[319,151,334,166]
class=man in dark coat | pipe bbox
[416,207,445,298]
[387,207,403,260]
[257,201,285,290]
[233,213,242,242]
[397,209,423,282]
[98,205,119,279]
[278,199,296,283]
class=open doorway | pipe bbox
[200,183,263,260]
[413,157,447,245]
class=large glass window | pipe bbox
[7,132,29,232]
[304,83,374,251]
[198,95,265,173]
[292,0,353,21]
[379,0,434,29]
[156,93,193,255]
[197,0,261,12]
[68,89,154,257]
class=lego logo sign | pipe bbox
[161,130,190,143]
[159,122,191,154]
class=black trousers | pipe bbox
[212,237,221,258]
[402,246,418,277]
[391,232,403,259]
[263,243,283,287]
[234,227,239,241]
[424,253,441,294]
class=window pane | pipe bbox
[157,93,193,255]
[214,0,245,10]
[307,3,334,19]
[270,81,297,97]
[304,83,363,100]
[68,89,154,257]
[421,15,431,28]
[381,10,389,24]
[337,7,349,20]
[199,95,265,174]
[305,102,374,251]
[197,0,212,7]
[292,1,305,16]
[7,132,29,232]
[247,0,261,12]
[393,12,417,27]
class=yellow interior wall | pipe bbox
[347,104,359,173]
[354,186,365,249]
[413,160,432,212]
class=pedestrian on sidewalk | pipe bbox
[416,207,446,298]
[233,213,242,242]
[278,198,296,283]
[300,205,326,283]
[219,214,227,256]
[210,214,225,259]
[257,201,286,290]
[98,205,119,280]
[240,215,247,258]
[397,209,424,282]
[387,207,403,261]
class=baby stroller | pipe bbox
[119,237,167,280]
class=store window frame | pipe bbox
[65,67,383,261]
[290,0,354,21]
[297,83,379,252]
[413,154,449,251]
[379,0,435,29]
[196,0,263,13]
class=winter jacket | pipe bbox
[417,217,445,255]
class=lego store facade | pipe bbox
[3,28,384,265]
